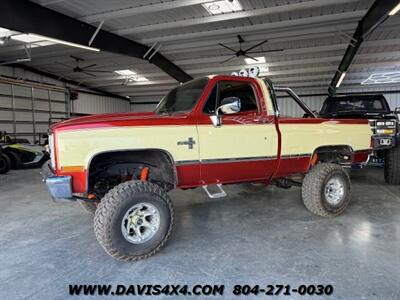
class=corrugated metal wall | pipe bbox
[130,96,162,112]
[0,66,131,143]
[0,79,67,143]
[72,92,130,114]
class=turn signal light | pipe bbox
[376,129,395,135]
[61,166,85,172]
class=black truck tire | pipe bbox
[94,181,174,261]
[78,200,98,214]
[384,147,400,185]
[5,151,21,169]
[302,163,351,217]
[0,154,11,174]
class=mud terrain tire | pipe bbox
[302,163,351,217]
[384,147,400,185]
[94,181,173,261]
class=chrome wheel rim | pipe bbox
[121,202,160,244]
[324,176,345,206]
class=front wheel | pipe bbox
[384,147,400,185]
[302,163,351,217]
[0,154,11,174]
[94,181,174,261]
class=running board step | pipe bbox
[202,184,227,199]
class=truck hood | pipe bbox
[51,111,191,131]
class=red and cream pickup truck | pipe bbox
[43,75,372,261]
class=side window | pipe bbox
[203,81,259,114]
[275,91,311,118]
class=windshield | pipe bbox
[320,97,388,116]
[155,78,209,115]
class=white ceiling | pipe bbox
[0,0,400,99]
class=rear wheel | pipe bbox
[384,147,400,185]
[0,154,11,174]
[5,151,21,169]
[94,181,173,261]
[302,163,351,217]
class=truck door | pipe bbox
[197,78,278,184]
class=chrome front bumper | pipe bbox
[41,162,75,203]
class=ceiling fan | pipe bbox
[218,35,284,64]
[55,55,112,77]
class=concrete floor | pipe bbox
[0,168,399,300]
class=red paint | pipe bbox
[200,159,276,185]
[353,150,371,164]
[176,164,201,188]
[274,156,311,177]
[59,170,87,193]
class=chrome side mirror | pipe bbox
[210,97,241,127]
[219,97,241,114]
[210,115,221,127]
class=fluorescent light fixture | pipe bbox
[244,56,266,64]
[202,0,242,15]
[389,2,400,16]
[361,71,400,85]
[0,27,12,38]
[132,76,149,82]
[11,34,45,43]
[115,69,137,76]
[336,72,346,88]
[12,33,99,51]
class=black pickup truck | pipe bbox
[319,94,400,184]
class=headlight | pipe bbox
[376,129,395,135]
[385,121,395,127]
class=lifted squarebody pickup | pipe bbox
[43,76,372,261]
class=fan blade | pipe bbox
[220,55,237,64]
[218,43,237,53]
[81,71,96,77]
[81,64,97,69]
[244,39,269,53]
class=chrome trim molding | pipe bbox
[280,153,312,159]
[176,156,277,165]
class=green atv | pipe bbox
[0,132,49,169]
